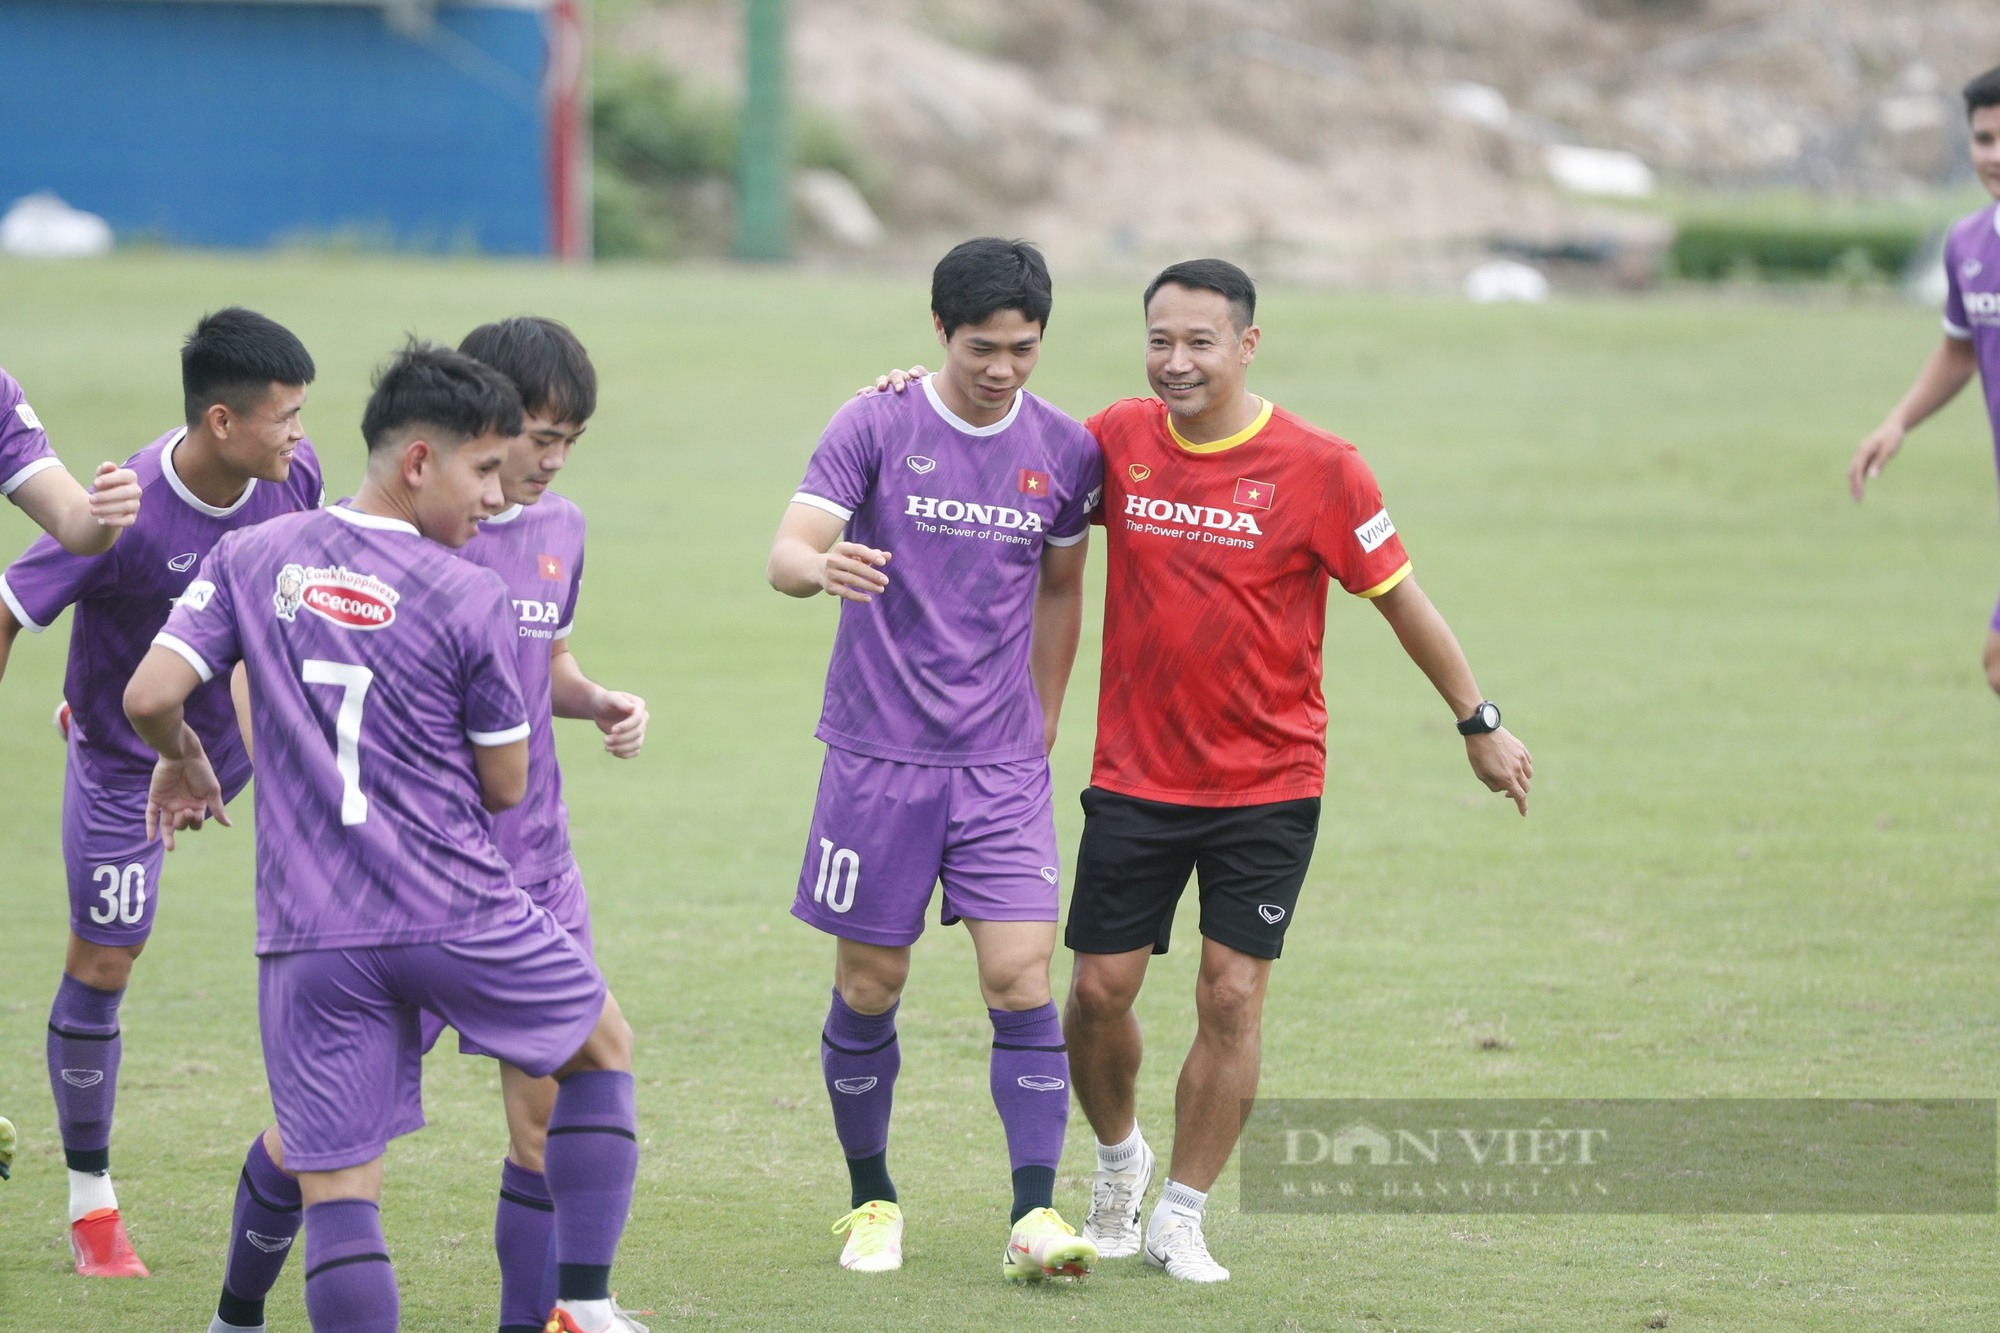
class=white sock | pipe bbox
[67,1167,116,1223]
[1097,1123,1146,1170]
[555,1298,613,1332]
[1149,1178,1207,1237]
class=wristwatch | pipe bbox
[1456,701,1501,736]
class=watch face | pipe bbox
[1479,703,1500,730]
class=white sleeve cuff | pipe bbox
[152,632,215,684]
[0,574,47,632]
[553,621,575,640]
[791,491,854,522]
[0,454,61,498]
[468,722,531,747]
[1045,528,1088,548]
[1945,317,1973,340]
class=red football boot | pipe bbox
[71,1208,150,1277]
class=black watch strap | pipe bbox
[1456,701,1501,736]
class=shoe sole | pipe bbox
[1142,1246,1229,1283]
[1003,1237,1097,1281]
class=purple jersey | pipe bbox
[793,378,1103,766]
[0,428,324,790]
[462,495,587,886]
[156,505,531,955]
[1944,202,2000,458]
[0,368,60,499]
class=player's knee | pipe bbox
[1067,963,1141,1022]
[980,969,1052,1012]
[835,964,908,1015]
[64,937,141,992]
[1194,970,1265,1036]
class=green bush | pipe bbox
[1669,215,1929,282]
[591,54,881,258]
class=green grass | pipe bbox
[2,254,1998,1330]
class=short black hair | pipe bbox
[361,340,524,454]
[1966,65,2000,117]
[1145,259,1257,335]
[931,237,1053,337]
[181,307,315,427]
[457,316,597,424]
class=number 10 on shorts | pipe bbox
[812,838,860,913]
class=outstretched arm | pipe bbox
[1849,335,1978,502]
[10,462,141,556]
[1030,537,1089,754]
[767,501,892,602]
[551,639,648,758]
[1371,576,1533,815]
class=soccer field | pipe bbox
[2,253,1997,1331]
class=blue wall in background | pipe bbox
[0,1,549,253]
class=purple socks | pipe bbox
[495,1158,556,1333]
[303,1198,397,1333]
[216,1134,303,1329]
[47,973,122,1173]
[822,989,900,1206]
[544,1070,638,1302]
[990,1003,1069,1221]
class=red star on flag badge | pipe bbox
[1018,468,1050,495]
[1234,477,1275,509]
[537,553,564,581]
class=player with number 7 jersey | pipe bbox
[155,504,534,949]
[130,342,643,1333]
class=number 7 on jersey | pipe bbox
[303,659,375,826]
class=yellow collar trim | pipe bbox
[1169,397,1272,455]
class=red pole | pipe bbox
[545,0,589,259]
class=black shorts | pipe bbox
[1065,787,1320,961]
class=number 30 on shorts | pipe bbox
[89,863,148,926]
[811,838,860,913]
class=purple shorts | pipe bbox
[421,861,592,1058]
[260,901,606,1173]
[1990,590,2000,635]
[63,749,246,947]
[790,747,1060,948]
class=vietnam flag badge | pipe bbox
[537,553,564,581]
[1234,477,1276,509]
[1018,468,1051,496]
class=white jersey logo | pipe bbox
[1039,866,1058,884]
[1965,258,1984,281]
[177,580,216,612]
[14,401,42,432]
[1354,509,1396,554]
[168,552,198,573]
[906,455,937,474]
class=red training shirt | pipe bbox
[1087,396,1411,807]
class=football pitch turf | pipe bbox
[2,253,1997,1330]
